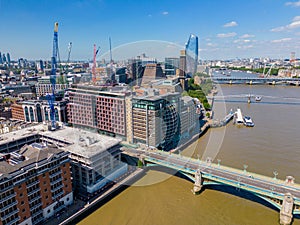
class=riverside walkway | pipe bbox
[122,148,300,224]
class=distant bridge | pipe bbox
[212,76,300,85]
[122,148,300,224]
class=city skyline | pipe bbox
[0,0,300,60]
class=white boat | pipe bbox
[255,96,262,101]
[243,116,254,127]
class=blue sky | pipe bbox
[0,0,300,60]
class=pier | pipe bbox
[209,110,234,128]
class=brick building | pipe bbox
[0,143,72,225]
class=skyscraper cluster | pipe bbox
[0,51,11,65]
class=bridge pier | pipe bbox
[280,193,294,225]
[192,169,203,195]
[138,156,145,167]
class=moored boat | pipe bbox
[255,96,262,101]
[243,116,254,127]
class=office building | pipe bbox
[35,76,69,97]
[67,84,129,138]
[11,103,25,121]
[6,53,11,65]
[64,129,127,197]
[185,34,199,77]
[22,100,67,124]
[165,57,179,76]
[130,90,181,150]
[179,50,188,91]
[141,63,165,86]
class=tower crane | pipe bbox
[47,22,59,130]
[92,44,100,83]
[67,42,72,65]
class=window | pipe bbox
[21,201,24,205]
[22,208,26,213]
[46,195,48,199]
[20,193,23,197]
[44,188,47,192]
[47,209,50,214]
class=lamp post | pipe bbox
[243,164,248,174]
[273,171,278,180]
[217,159,221,167]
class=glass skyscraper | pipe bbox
[185,34,198,77]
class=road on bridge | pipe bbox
[123,148,300,201]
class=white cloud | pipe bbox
[237,45,253,49]
[270,26,286,32]
[271,38,292,43]
[271,15,300,32]
[293,16,300,21]
[217,32,237,38]
[240,34,255,38]
[162,11,169,15]
[287,20,300,29]
[207,43,214,46]
[223,21,238,27]
[285,1,300,7]
[233,38,254,44]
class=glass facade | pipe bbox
[165,58,179,75]
[185,34,198,77]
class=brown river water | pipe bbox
[78,85,300,225]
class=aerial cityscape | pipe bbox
[1,0,300,225]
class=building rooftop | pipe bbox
[49,127,121,158]
[0,123,121,159]
[0,143,65,175]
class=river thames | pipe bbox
[78,80,300,225]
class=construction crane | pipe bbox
[67,42,72,66]
[92,44,100,83]
[47,22,59,130]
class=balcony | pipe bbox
[32,216,44,225]
[0,193,16,204]
[26,180,40,189]
[27,187,41,196]
[29,195,41,204]
[6,216,20,225]
[49,170,62,179]
[0,201,18,213]
[51,184,64,193]
[1,208,19,220]
[52,191,64,200]
[30,202,42,211]
[50,177,62,186]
